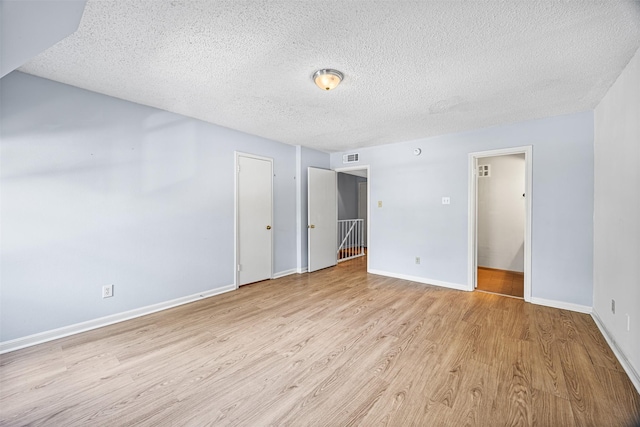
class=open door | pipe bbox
[358,181,368,247]
[308,167,337,272]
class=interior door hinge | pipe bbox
[237,264,241,272]
[237,165,240,173]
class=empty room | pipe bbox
[1,1,639,425]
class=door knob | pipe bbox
[309,224,315,229]
[266,225,272,230]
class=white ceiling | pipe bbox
[18,0,640,153]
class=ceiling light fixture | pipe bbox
[313,69,343,91]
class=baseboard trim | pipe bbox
[296,267,308,274]
[0,284,236,354]
[368,269,470,292]
[529,297,592,314]
[591,309,640,394]
[272,269,297,279]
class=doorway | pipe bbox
[468,147,531,300]
[235,152,273,287]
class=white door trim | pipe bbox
[467,146,532,301]
[358,181,367,247]
[234,151,274,289]
[334,165,370,273]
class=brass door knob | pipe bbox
[309,224,315,229]
[266,225,272,230]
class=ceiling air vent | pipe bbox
[478,164,490,177]
[343,153,360,164]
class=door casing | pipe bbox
[358,181,368,247]
[468,146,532,300]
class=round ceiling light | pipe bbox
[313,69,343,91]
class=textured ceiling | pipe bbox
[18,0,640,152]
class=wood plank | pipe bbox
[531,388,575,426]
[530,305,570,399]
[558,339,623,426]
[570,311,624,372]
[1,257,638,426]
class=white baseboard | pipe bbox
[591,309,640,394]
[272,269,297,279]
[0,284,236,354]
[296,267,308,274]
[529,296,592,314]
[368,269,470,292]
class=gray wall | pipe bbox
[330,110,594,307]
[0,71,298,342]
[594,47,640,383]
[337,173,361,220]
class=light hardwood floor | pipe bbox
[477,267,525,298]
[1,256,639,426]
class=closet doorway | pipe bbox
[468,147,532,300]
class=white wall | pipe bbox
[593,47,640,388]
[0,71,298,342]
[330,111,594,307]
[477,154,525,272]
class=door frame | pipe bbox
[234,151,274,289]
[467,146,532,301]
[334,165,370,273]
[358,181,367,248]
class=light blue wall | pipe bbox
[0,71,297,341]
[296,146,330,270]
[0,0,86,77]
[331,111,594,307]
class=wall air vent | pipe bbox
[478,164,490,177]
[343,153,360,164]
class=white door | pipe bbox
[358,181,367,247]
[237,154,273,286]
[308,167,337,272]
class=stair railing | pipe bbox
[337,219,365,262]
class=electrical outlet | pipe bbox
[415,257,420,264]
[102,285,114,299]
[611,299,615,314]
[442,197,450,205]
